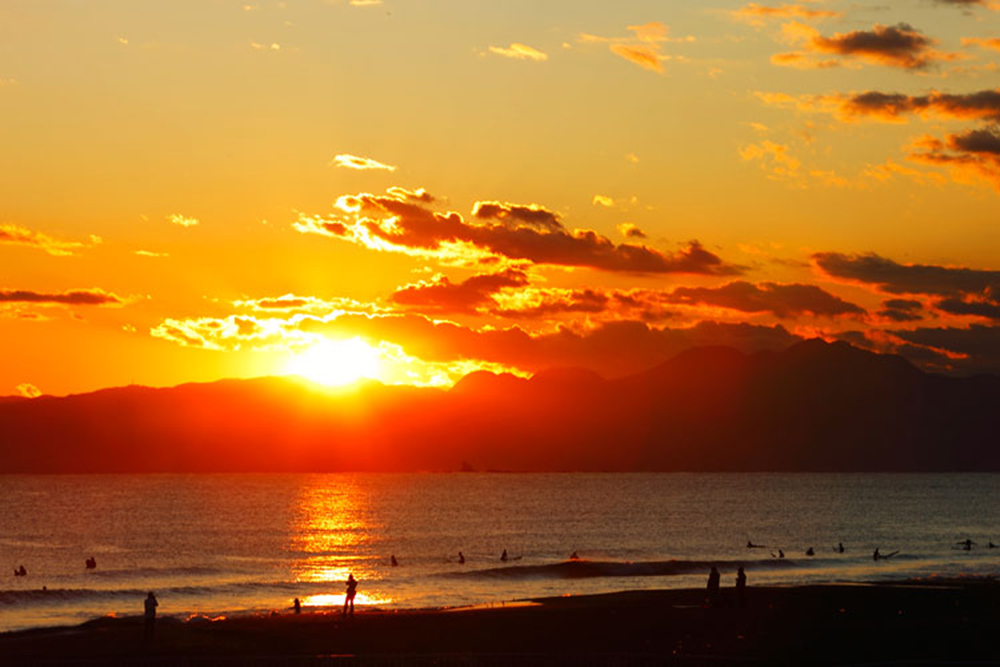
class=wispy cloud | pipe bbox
[331,154,397,171]
[731,3,841,27]
[167,214,199,228]
[580,22,691,74]
[488,43,548,62]
[0,224,97,256]
[0,288,124,306]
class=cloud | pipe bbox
[617,223,647,239]
[135,250,169,258]
[233,294,386,315]
[962,37,1000,51]
[295,188,742,275]
[581,22,687,74]
[331,154,397,171]
[15,383,42,398]
[0,288,123,306]
[828,89,1000,122]
[663,281,866,319]
[878,298,925,322]
[814,251,1000,320]
[909,125,1000,188]
[167,214,199,228]
[390,269,529,314]
[893,324,1000,375]
[0,224,94,256]
[731,3,841,27]
[934,0,1000,8]
[350,0,382,5]
[740,140,801,179]
[592,195,615,207]
[774,22,960,70]
[488,43,548,61]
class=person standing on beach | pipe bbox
[735,567,747,607]
[143,592,158,641]
[343,574,357,616]
[706,566,721,607]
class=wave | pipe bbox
[449,558,805,581]
[0,580,309,606]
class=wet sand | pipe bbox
[2,582,999,665]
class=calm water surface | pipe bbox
[2,473,999,632]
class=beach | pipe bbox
[2,582,999,665]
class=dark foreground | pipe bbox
[2,583,999,666]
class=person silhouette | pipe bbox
[86,557,96,570]
[390,555,398,567]
[500,549,508,562]
[778,549,785,559]
[873,547,881,561]
[343,574,357,615]
[836,542,845,553]
[293,597,301,614]
[569,551,580,561]
[805,547,815,556]
[958,539,974,551]
[706,566,721,606]
[144,592,158,641]
[15,565,27,577]
[458,551,465,564]
[735,566,747,607]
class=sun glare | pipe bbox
[286,338,382,387]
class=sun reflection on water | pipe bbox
[290,477,382,598]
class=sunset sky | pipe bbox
[3,0,1000,397]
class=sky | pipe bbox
[2,0,1000,397]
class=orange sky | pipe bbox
[3,0,1000,396]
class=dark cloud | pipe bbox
[835,89,1000,122]
[878,298,925,322]
[390,269,529,314]
[664,281,865,318]
[296,189,741,276]
[910,126,1000,187]
[934,298,1000,319]
[0,289,122,306]
[813,251,1000,298]
[472,201,563,232]
[775,23,959,70]
[895,324,1000,375]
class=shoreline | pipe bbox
[3,581,999,665]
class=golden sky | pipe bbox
[3,0,1000,396]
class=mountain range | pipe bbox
[2,339,998,473]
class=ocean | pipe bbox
[2,473,999,633]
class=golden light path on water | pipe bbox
[289,477,393,608]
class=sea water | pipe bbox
[2,473,999,632]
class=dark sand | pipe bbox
[2,582,999,665]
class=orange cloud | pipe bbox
[962,37,1000,51]
[580,21,688,74]
[296,188,742,275]
[0,224,96,256]
[909,126,1000,189]
[732,3,841,27]
[775,22,961,70]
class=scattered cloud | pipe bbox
[331,154,397,171]
[731,3,841,28]
[488,43,548,61]
[617,223,647,239]
[826,89,1000,123]
[814,251,1000,320]
[0,224,95,256]
[0,288,124,306]
[390,268,530,314]
[580,22,691,74]
[592,195,615,207]
[135,250,169,258]
[909,126,1000,188]
[167,214,199,228]
[663,281,866,319]
[774,22,960,70]
[295,188,742,275]
[962,37,1000,51]
[350,0,382,5]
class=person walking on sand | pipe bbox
[144,592,158,641]
[343,574,357,616]
[735,566,747,607]
[293,597,301,614]
[706,566,721,607]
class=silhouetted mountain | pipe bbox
[1,340,998,472]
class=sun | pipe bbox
[286,338,382,387]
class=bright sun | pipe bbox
[286,338,382,387]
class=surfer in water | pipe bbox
[458,551,465,564]
[836,542,845,553]
[500,549,508,562]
